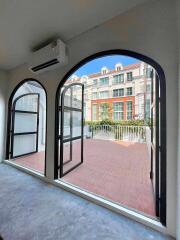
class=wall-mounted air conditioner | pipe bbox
[28,39,68,73]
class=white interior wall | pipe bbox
[5,0,178,237]
[176,0,180,239]
[0,70,8,162]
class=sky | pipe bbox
[73,55,140,77]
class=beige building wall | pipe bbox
[68,62,151,121]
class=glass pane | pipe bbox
[64,88,71,107]
[64,111,70,137]
[72,111,82,137]
[13,134,36,157]
[152,76,157,146]
[152,107,156,145]
[15,94,38,112]
[152,146,156,193]
[72,85,82,109]
[63,142,71,165]
[59,111,61,136]
[14,113,37,133]
[92,105,97,121]
[63,139,81,174]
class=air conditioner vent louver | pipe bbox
[31,59,59,72]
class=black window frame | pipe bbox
[126,87,133,96]
[55,49,167,226]
[99,77,109,86]
[10,93,40,158]
[6,78,48,176]
[113,88,124,97]
[113,74,124,84]
[127,72,133,81]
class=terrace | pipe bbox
[12,125,155,218]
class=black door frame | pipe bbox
[10,93,40,158]
[59,83,84,177]
[54,49,166,226]
[150,70,160,217]
[6,78,48,176]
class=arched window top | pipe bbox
[101,66,109,75]
[115,63,123,71]
[11,80,46,110]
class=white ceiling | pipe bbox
[0,0,148,70]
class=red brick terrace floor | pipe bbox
[11,139,155,217]
[12,151,45,173]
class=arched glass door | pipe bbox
[6,80,46,174]
[10,93,40,158]
[59,83,84,177]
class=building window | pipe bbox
[137,94,144,119]
[92,92,98,100]
[93,79,97,86]
[99,77,109,86]
[146,84,151,93]
[113,74,124,84]
[84,102,86,119]
[113,88,124,97]
[92,104,97,121]
[113,102,124,120]
[99,91,109,99]
[126,101,133,120]
[145,99,150,121]
[99,103,110,120]
[127,72,133,81]
[146,68,152,78]
[126,87,133,96]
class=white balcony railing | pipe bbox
[86,125,146,143]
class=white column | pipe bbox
[0,71,8,161]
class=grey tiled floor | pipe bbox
[0,164,174,240]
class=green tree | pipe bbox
[99,103,112,120]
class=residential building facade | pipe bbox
[66,62,152,122]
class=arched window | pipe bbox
[101,66,109,75]
[55,50,166,225]
[115,63,123,71]
[6,79,47,175]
